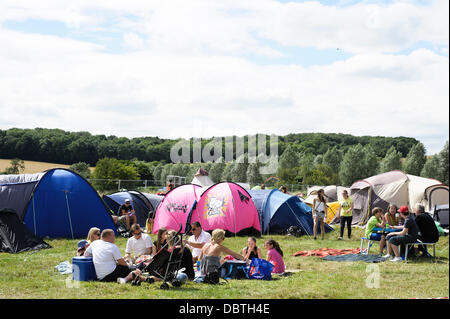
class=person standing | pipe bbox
[337,190,354,240]
[312,189,327,240]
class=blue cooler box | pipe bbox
[72,256,97,281]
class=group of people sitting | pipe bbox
[365,203,439,261]
[76,221,285,285]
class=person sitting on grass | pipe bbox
[124,224,155,265]
[154,227,169,253]
[86,227,101,244]
[384,206,419,262]
[198,229,244,278]
[264,239,285,274]
[365,207,387,255]
[84,229,146,284]
[186,222,211,264]
[76,240,89,256]
[242,237,262,262]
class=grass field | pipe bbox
[0,159,94,174]
[0,227,448,299]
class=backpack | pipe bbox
[219,260,248,280]
[287,226,303,237]
[247,258,274,280]
[204,271,220,284]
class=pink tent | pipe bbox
[193,182,261,235]
[152,184,202,233]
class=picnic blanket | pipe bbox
[322,254,385,263]
[293,248,361,258]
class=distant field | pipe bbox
[0,159,94,174]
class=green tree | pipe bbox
[221,162,235,181]
[421,155,441,181]
[339,144,367,186]
[246,162,263,185]
[403,142,426,176]
[69,162,91,179]
[231,155,249,182]
[209,160,226,183]
[91,158,139,191]
[438,141,449,185]
[363,144,379,177]
[322,146,343,175]
[4,158,25,174]
[277,145,300,172]
[303,164,337,186]
[378,146,402,173]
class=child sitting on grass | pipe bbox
[264,239,285,274]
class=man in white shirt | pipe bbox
[84,229,145,284]
[186,222,211,263]
[124,224,155,263]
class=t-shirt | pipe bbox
[366,216,382,238]
[403,215,419,240]
[125,233,153,258]
[118,204,134,215]
[267,248,285,274]
[414,213,439,243]
[85,240,123,280]
[188,231,211,258]
[340,198,353,217]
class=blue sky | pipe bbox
[0,0,448,154]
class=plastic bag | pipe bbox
[247,258,274,280]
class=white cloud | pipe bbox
[0,0,448,154]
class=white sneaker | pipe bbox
[338,237,343,240]
[117,277,127,284]
[389,257,403,262]
[382,254,391,259]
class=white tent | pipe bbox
[191,168,214,188]
[349,170,449,225]
[304,185,350,205]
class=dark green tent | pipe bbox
[0,209,51,253]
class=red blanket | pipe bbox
[293,247,361,258]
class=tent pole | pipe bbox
[64,191,75,239]
[286,201,312,239]
[32,193,37,235]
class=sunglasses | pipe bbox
[191,228,197,231]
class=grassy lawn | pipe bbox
[0,227,448,299]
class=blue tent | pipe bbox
[102,191,163,226]
[250,189,333,235]
[0,169,116,239]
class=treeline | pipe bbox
[0,128,419,166]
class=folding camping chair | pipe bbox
[360,237,377,255]
[404,239,437,262]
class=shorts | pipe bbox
[100,265,131,282]
[313,211,325,219]
[369,233,383,241]
[389,235,416,246]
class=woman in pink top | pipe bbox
[264,239,285,274]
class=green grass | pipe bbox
[0,228,448,299]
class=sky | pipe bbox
[0,0,448,154]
